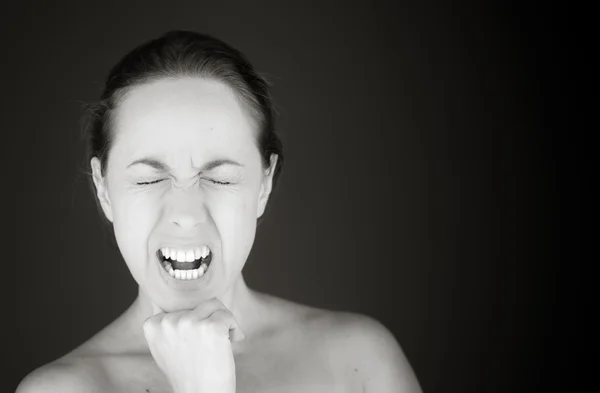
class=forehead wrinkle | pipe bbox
[128,155,244,176]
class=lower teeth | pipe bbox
[162,261,208,280]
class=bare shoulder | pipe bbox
[311,310,423,393]
[266,296,423,393]
[15,354,108,393]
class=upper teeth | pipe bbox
[161,246,210,262]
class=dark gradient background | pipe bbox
[6,1,564,392]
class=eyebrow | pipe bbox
[126,158,244,172]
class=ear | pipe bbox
[91,157,114,223]
[257,154,278,219]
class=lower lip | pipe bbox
[156,254,214,291]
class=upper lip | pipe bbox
[157,243,211,250]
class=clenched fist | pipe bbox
[143,298,245,393]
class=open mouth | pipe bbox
[157,246,212,280]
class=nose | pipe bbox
[170,212,204,229]
[167,188,208,230]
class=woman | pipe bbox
[17,31,422,393]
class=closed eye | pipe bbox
[136,179,165,185]
[208,179,232,185]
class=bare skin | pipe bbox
[17,78,422,392]
[17,276,421,393]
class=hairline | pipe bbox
[99,74,265,175]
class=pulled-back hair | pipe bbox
[85,30,283,189]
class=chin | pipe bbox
[153,289,215,311]
[149,279,233,312]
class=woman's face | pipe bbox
[91,77,276,312]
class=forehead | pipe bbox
[110,77,258,166]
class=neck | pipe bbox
[121,275,263,354]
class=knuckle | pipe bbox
[159,315,172,329]
[207,310,233,331]
[198,318,218,333]
[143,315,157,328]
[142,318,157,336]
[178,315,194,330]
[213,309,233,322]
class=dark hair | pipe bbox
[85,30,283,195]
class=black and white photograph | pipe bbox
[6,1,566,392]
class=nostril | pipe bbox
[171,215,201,228]
[169,206,208,228]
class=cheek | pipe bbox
[110,188,160,270]
[208,189,259,266]
[107,178,262,277]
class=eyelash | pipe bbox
[136,179,232,186]
[136,179,164,186]
[208,180,232,185]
